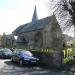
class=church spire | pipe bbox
[32,6,38,22]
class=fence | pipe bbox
[62,47,75,64]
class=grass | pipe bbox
[62,56,74,64]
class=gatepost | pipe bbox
[53,51,62,67]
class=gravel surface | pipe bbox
[0,59,74,75]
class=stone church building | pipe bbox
[13,6,63,50]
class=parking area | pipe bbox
[0,59,75,75]
[0,59,61,75]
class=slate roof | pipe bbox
[13,15,56,35]
[13,23,29,35]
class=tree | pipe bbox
[70,0,75,37]
[1,33,6,47]
[48,0,75,37]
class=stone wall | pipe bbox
[19,30,43,49]
[43,16,63,49]
[31,50,62,67]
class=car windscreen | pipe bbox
[20,51,33,57]
[3,49,12,53]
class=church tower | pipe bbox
[32,6,38,22]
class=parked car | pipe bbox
[0,49,3,58]
[0,48,12,58]
[11,50,39,65]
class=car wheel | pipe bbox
[19,60,23,66]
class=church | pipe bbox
[13,6,63,50]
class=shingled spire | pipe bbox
[32,6,38,22]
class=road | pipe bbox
[0,59,75,75]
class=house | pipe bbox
[13,6,63,50]
[63,34,74,46]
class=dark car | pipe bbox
[0,49,3,58]
[11,50,39,65]
[0,48,12,58]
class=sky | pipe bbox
[0,0,49,34]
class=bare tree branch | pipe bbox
[48,0,74,37]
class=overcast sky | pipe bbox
[0,0,50,34]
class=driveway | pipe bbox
[0,59,74,75]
